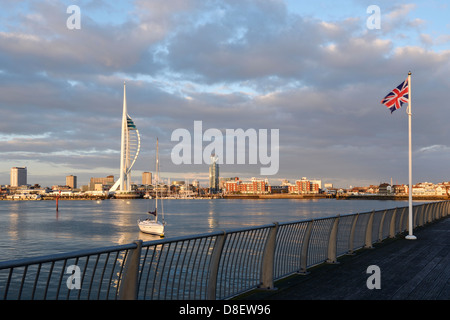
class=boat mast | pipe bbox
[155,138,159,222]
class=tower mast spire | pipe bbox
[119,81,128,191]
[109,82,141,195]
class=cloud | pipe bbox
[159,3,337,85]
[418,145,450,153]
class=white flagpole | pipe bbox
[406,71,417,240]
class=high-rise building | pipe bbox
[209,154,219,194]
[66,175,77,189]
[142,172,152,185]
[10,167,27,187]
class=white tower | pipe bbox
[109,82,140,193]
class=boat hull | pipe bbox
[138,219,165,236]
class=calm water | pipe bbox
[0,198,416,262]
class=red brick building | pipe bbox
[223,177,270,194]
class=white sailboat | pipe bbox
[138,138,165,237]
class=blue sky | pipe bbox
[0,0,449,188]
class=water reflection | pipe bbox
[0,198,416,261]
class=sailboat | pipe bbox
[138,138,165,237]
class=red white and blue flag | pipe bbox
[381,78,409,113]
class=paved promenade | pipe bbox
[240,216,450,300]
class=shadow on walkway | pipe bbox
[239,217,450,300]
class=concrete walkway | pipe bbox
[240,217,450,300]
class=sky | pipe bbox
[0,0,449,188]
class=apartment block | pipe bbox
[10,167,27,187]
[142,172,152,185]
[223,177,269,194]
[66,175,77,189]
[287,177,321,194]
[89,175,115,191]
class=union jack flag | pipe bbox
[381,78,409,113]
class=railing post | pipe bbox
[431,202,436,222]
[364,211,374,249]
[378,210,387,242]
[422,203,427,224]
[438,201,443,219]
[347,214,359,255]
[207,231,226,300]
[413,205,420,228]
[415,204,420,227]
[118,240,142,300]
[326,216,340,264]
[447,201,450,217]
[421,204,427,225]
[399,207,407,232]
[437,201,443,220]
[441,201,446,218]
[432,202,437,221]
[433,202,438,221]
[422,203,428,225]
[389,208,397,238]
[442,201,446,218]
[417,205,424,227]
[299,220,313,275]
[259,223,279,290]
[427,203,433,223]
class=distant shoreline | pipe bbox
[224,194,450,200]
[1,194,449,201]
[337,194,450,201]
[222,194,328,199]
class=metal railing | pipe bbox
[0,201,448,300]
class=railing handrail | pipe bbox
[0,243,138,269]
[0,209,404,269]
[0,200,448,300]
[141,223,277,247]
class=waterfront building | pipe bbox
[239,178,269,194]
[66,175,77,189]
[309,178,322,190]
[109,82,141,196]
[89,175,115,191]
[223,177,269,194]
[287,177,320,194]
[270,185,289,193]
[142,172,152,185]
[393,184,408,194]
[10,167,27,187]
[209,154,219,194]
[220,177,238,191]
[378,183,392,194]
[413,182,441,196]
[223,178,240,194]
[296,179,311,193]
[436,182,450,196]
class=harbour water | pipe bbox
[0,198,421,262]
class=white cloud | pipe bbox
[418,145,450,153]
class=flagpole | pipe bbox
[406,71,416,240]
